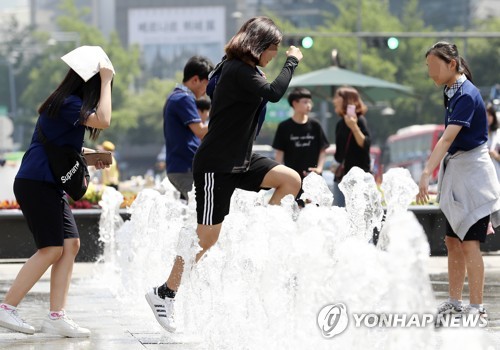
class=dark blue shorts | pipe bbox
[446,215,489,243]
[194,154,279,225]
[14,178,79,248]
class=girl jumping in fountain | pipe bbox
[417,41,500,321]
[146,16,303,332]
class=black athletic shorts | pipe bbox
[194,154,279,225]
[445,215,489,243]
[14,178,79,249]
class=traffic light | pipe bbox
[366,36,399,50]
[387,37,399,50]
[301,36,314,49]
[285,36,314,49]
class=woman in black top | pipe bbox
[332,86,371,207]
[146,16,303,333]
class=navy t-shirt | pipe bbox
[272,117,329,177]
[16,95,86,184]
[163,85,201,173]
[446,80,487,154]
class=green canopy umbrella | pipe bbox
[289,66,414,102]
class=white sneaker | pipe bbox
[41,311,90,338]
[0,303,35,334]
[145,287,176,332]
[467,305,488,322]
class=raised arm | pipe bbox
[84,60,114,129]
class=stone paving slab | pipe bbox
[0,254,499,349]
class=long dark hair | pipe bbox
[425,41,473,82]
[225,16,282,65]
[38,68,109,140]
[487,102,498,132]
[425,41,473,108]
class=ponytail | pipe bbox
[426,41,474,83]
[458,56,473,83]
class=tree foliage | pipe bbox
[262,0,500,145]
[4,0,500,154]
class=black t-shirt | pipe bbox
[334,116,371,173]
[193,56,299,173]
[272,117,329,177]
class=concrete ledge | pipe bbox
[0,209,130,262]
[409,205,500,255]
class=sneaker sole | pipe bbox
[0,319,35,334]
[145,293,176,333]
[41,322,90,338]
[434,313,463,328]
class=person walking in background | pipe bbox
[146,16,303,333]
[164,56,214,203]
[417,41,500,322]
[100,140,120,190]
[196,97,211,126]
[332,86,371,207]
[486,102,500,181]
[0,47,114,337]
[272,87,329,178]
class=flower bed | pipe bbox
[0,184,137,210]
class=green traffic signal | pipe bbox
[387,37,399,50]
[301,36,314,49]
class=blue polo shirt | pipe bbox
[16,95,86,184]
[445,79,488,154]
[163,85,201,173]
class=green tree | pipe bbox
[112,78,177,145]
[262,0,453,146]
[20,0,142,148]
[467,17,500,93]
[0,15,40,145]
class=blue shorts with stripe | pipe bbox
[194,154,279,225]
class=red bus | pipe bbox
[384,124,445,184]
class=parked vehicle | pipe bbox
[383,124,444,184]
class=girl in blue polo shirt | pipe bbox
[417,41,500,322]
[0,49,114,337]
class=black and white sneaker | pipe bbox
[145,287,176,332]
[435,301,464,327]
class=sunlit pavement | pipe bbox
[0,254,499,349]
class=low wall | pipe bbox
[0,209,130,262]
[409,206,500,255]
[0,207,499,261]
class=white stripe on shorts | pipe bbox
[203,173,215,225]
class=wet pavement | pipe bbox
[0,253,499,349]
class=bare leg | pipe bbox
[461,240,484,305]
[49,238,80,311]
[3,247,63,307]
[166,223,222,291]
[261,165,301,205]
[445,236,466,300]
[165,165,299,292]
